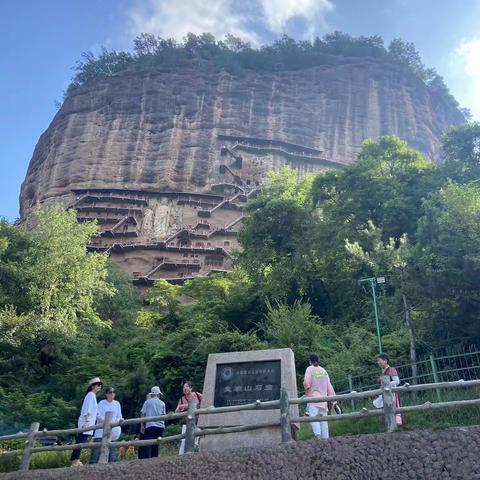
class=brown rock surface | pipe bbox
[2,427,479,479]
[20,57,464,218]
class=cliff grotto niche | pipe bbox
[70,133,341,285]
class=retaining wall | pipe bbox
[2,426,479,479]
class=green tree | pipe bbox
[388,38,427,80]
[313,135,436,240]
[345,223,419,375]
[133,33,162,56]
[263,300,345,375]
[27,205,114,333]
[0,220,33,311]
[0,204,114,346]
[0,387,76,433]
[307,136,438,328]
[238,167,320,303]
[136,279,181,331]
[416,184,480,343]
[0,207,125,429]
[133,271,266,405]
[95,260,141,327]
[440,122,480,183]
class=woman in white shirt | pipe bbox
[90,386,124,464]
[70,377,102,467]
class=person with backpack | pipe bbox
[303,354,336,440]
[175,381,202,454]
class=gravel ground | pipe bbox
[2,426,479,480]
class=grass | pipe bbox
[0,424,183,473]
[0,449,93,473]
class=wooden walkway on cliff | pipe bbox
[218,134,345,169]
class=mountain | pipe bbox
[20,54,464,284]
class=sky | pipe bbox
[1,0,479,221]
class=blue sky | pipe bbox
[1,0,479,221]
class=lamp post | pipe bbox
[359,276,385,353]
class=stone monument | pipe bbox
[198,348,299,451]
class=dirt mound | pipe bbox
[2,426,479,480]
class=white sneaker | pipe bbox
[71,460,83,467]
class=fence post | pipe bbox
[98,411,113,464]
[381,376,397,433]
[184,400,197,454]
[19,422,40,471]
[280,387,292,443]
[429,354,442,401]
[348,374,355,410]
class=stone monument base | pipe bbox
[199,425,298,452]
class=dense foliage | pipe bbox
[64,32,462,113]
[2,123,480,436]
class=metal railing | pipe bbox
[1,376,480,472]
[336,348,480,396]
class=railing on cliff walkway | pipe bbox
[1,377,480,472]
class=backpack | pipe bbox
[180,392,202,423]
[180,391,202,406]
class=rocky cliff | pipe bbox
[20,57,463,217]
[19,57,464,283]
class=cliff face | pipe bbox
[20,57,463,216]
[19,57,464,284]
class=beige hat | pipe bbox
[88,377,102,387]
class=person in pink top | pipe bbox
[175,381,203,455]
[303,353,336,439]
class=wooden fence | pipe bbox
[1,376,480,472]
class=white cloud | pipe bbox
[450,38,480,120]
[457,39,480,77]
[259,0,334,38]
[130,0,259,44]
[129,0,334,45]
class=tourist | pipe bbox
[175,381,203,454]
[89,387,123,464]
[376,353,404,426]
[70,377,102,467]
[140,386,166,458]
[303,354,336,440]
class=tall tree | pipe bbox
[345,224,419,378]
[313,135,436,241]
[237,167,319,303]
[415,184,480,343]
[0,204,114,348]
[440,122,480,184]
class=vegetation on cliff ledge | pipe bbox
[65,32,464,114]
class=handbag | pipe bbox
[333,403,343,415]
[373,395,384,408]
[328,402,343,414]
